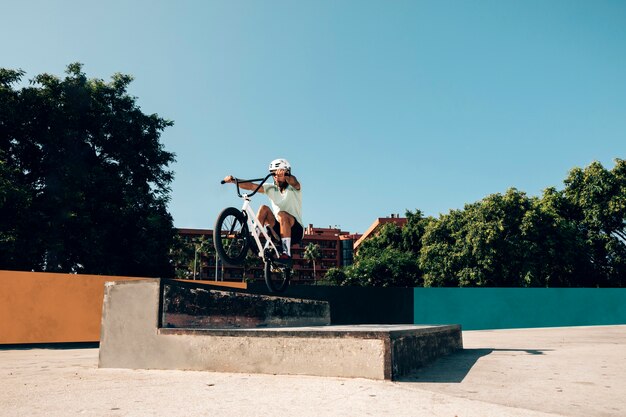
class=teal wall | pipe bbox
[413,288,626,330]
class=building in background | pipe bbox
[340,234,360,267]
[176,224,361,284]
[353,214,407,253]
[296,225,361,280]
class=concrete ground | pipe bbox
[1,325,624,417]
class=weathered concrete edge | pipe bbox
[158,324,461,339]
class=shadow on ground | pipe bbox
[400,348,551,383]
[0,342,99,351]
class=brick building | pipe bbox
[176,225,361,284]
[353,214,407,253]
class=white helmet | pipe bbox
[268,158,291,173]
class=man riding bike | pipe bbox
[223,158,303,265]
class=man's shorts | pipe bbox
[272,220,304,245]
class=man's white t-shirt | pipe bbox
[262,183,303,227]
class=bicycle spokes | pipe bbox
[214,207,250,266]
[221,221,245,256]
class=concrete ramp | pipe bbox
[99,280,462,380]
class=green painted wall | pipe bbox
[413,288,626,330]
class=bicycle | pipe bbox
[214,174,291,292]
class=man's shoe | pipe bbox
[275,253,292,267]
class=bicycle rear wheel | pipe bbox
[214,207,250,266]
[264,260,291,293]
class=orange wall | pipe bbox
[0,270,149,344]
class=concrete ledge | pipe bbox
[99,280,462,380]
[162,280,330,328]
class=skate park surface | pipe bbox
[2,325,625,417]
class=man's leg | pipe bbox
[257,205,280,241]
[277,211,295,256]
[257,205,276,228]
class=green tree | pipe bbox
[193,236,214,279]
[330,161,625,288]
[242,250,262,281]
[322,267,347,285]
[0,150,32,265]
[304,243,322,280]
[561,160,626,286]
[401,209,435,256]
[519,187,593,287]
[419,187,602,287]
[343,247,421,287]
[170,234,194,279]
[356,223,404,259]
[171,235,216,279]
[345,210,429,287]
[0,64,175,277]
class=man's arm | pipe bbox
[222,175,265,193]
[275,170,301,190]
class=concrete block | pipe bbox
[99,280,462,380]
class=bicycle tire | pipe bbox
[214,207,250,266]
[264,260,290,293]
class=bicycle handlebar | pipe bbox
[221,173,274,198]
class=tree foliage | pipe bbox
[303,243,322,279]
[329,210,430,287]
[561,160,626,286]
[0,64,175,277]
[170,235,215,279]
[419,189,590,287]
[327,160,626,288]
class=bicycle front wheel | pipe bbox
[214,207,250,266]
[264,261,291,293]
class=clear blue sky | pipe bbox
[3,1,626,234]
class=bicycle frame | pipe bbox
[217,173,291,292]
[241,195,281,259]
[228,173,281,260]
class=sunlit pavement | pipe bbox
[1,325,624,417]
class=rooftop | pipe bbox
[353,214,408,250]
